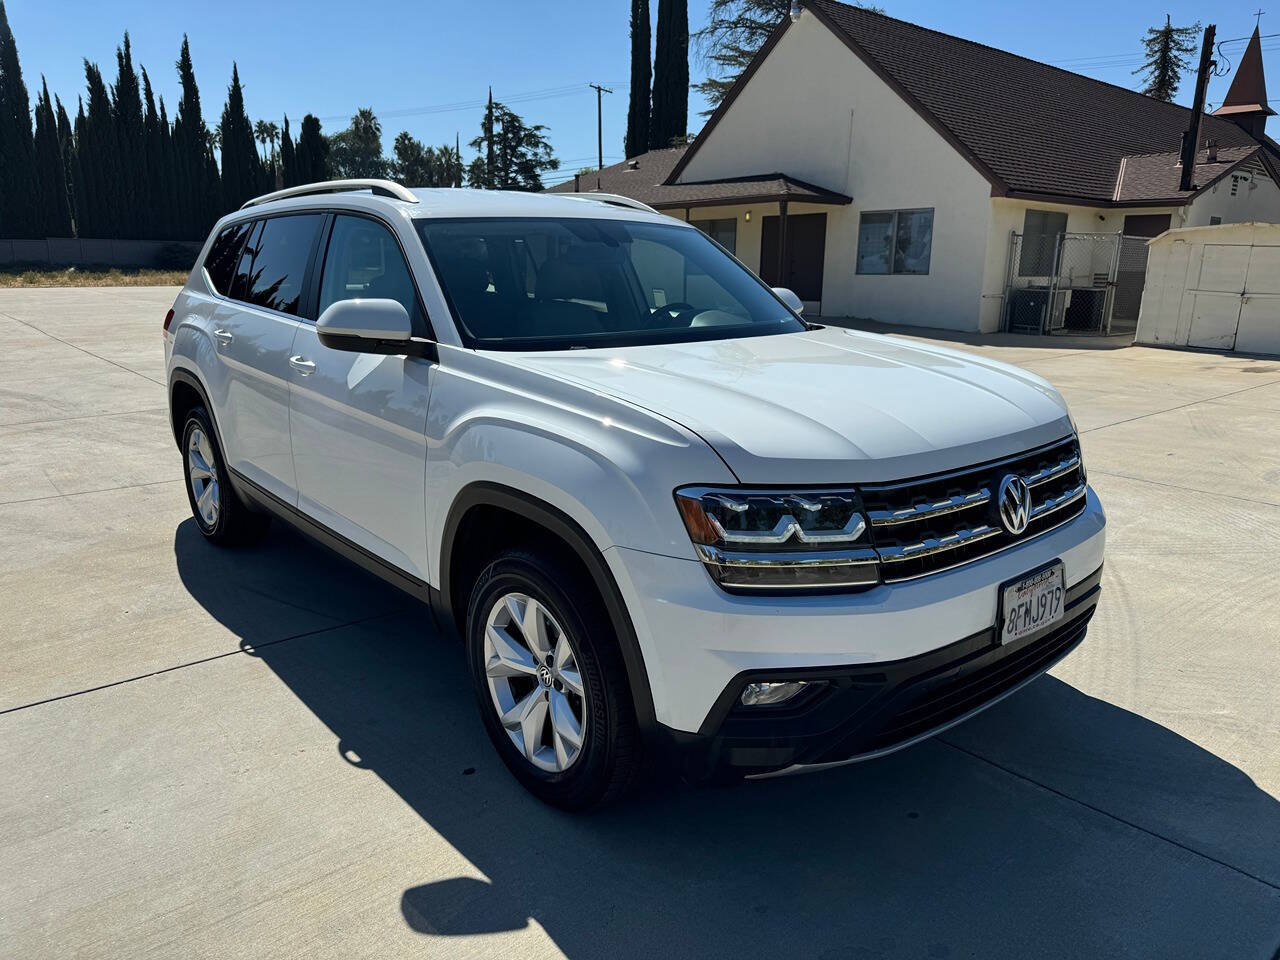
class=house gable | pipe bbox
[671,6,994,208]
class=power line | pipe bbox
[316,81,631,124]
[587,83,613,170]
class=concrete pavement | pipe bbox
[1,288,1278,958]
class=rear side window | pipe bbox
[318,215,420,323]
[204,221,253,296]
[235,214,325,316]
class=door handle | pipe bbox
[212,328,233,345]
[289,355,316,375]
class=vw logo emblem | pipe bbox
[537,664,554,688]
[997,474,1032,535]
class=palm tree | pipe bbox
[264,120,280,163]
[253,119,271,162]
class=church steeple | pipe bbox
[1213,24,1275,138]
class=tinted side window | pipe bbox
[319,215,420,322]
[204,221,253,295]
[240,214,324,315]
[230,220,262,302]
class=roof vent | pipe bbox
[1206,139,1218,162]
[626,159,640,170]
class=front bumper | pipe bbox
[657,564,1101,779]
[606,486,1106,736]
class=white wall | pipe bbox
[1186,169,1280,226]
[676,9,995,331]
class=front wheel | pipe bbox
[465,549,641,810]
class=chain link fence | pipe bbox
[1002,231,1148,335]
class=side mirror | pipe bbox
[316,298,433,357]
[772,287,805,316]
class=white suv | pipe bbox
[165,179,1105,809]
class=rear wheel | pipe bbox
[181,406,270,546]
[466,549,640,810]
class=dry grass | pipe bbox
[0,266,188,288]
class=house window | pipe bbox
[855,208,933,275]
[693,218,737,255]
[1209,216,1223,225]
[1019,209,1068,277]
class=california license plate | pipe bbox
[1000,562,1065,644]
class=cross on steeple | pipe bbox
[1255,8,1265,27]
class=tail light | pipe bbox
[163,308,175,332]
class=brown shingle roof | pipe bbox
[547,146,852,209]
[674,0,1269,205]
[1114,146,1260,202]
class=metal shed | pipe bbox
[1135,222,1280,355]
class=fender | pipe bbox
[439,481,658,733]
[168,366,218,448]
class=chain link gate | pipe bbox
[1002,231,1147,335]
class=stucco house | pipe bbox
[549,1,1280,333]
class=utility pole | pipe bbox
[588,83,613,170]
[1179,23,1216,192]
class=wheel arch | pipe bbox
[439,481,657,732]
[169,367,218,449]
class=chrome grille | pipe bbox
[861,436,1086,582]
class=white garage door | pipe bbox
[1234,245,1280,355]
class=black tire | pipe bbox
[466,549,642,810]
[180,406,271,547]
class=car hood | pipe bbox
[508,326,1075,484]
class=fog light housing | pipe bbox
[740,680,809,707]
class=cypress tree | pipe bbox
[71,98,88,236]
[0,0,39,238]
[172,35,217,238]
[157,96,178,237]
[649,0,689,150]
[111,33,146,238]
[55,95,76,235]
[280,114,297,187]
[625,0,651,159]
[33,78,72,237]
[218,63,262,211]
[142,67,168,238]
[294,113,328,184]
[78,61,119,238]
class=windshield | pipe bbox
[416,217,806,350]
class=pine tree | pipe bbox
[467,100,557,191]
[624,0,651,158]
[157,96,178,237]
[55,95,76,235]
[1134,16,1201,101]
[280,114,297,187]
[0,0,39,239]
[33,78,72,236]
[111,33,146,238]
[649,0,688,149]
[217,63,262,212]
[294,113,328,184]
[693,1,881,113]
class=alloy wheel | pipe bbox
[483,592,587,772]
[187,426,220,528]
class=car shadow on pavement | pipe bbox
[175,519,1280,959]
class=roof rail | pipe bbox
[556,192,661,215]
[240,179,419,210]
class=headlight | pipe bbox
[674,486,879,591]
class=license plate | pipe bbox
[1000,562,1065,644]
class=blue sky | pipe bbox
[7,0,1275,184]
